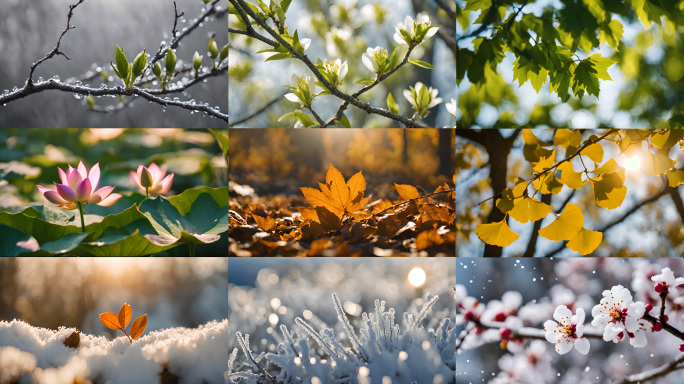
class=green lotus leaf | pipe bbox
[139,190,228,245]
[71,229,178,256]
[0,225,40,256]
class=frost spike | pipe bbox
[332,293,369,362]
[411,295,439,330]
[295,317,337,359]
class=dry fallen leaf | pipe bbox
[64,330,81,348]
[300,164,369,218]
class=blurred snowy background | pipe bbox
[0,258,228,333]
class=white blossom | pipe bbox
[543,305,590,355]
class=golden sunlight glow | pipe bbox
[622,155,641,172]
[408,267,427,287]
[94,258,131,277]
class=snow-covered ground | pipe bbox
[0,319,228,384]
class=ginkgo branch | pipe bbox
[474,129,618,207]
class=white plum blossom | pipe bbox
[652,267,684,294]
[393,14,439,47]
[321,58,348,87]
[403,82,442,117]
[591,285,645,343]
[284,74,317,107]
[482,291,522,323]
[446,98,456,117]
[362,46,389,74]
[543,305,590,355]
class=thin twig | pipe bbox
[27,0,86,83]
[228,92,287,127]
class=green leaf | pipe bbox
[598,19,623,50]
[73,229,179,256]
[281,0,292,12]
[139,192,228,245]
[586,53,615,81]
[167,187,229,215]
[355,78,376,86]
[0,225,39,256]
[386,92,399,114]
[407,59,437,70]
[0,208,81,244]
[339,113,351,128]
[219,44,229,63]
[265,53,291,62]
[23,232,90,256]
[131,49,147,78]
[165,48,177,73]
[115,45,130,81]
[209,129,229,157]
[573,59,601,98]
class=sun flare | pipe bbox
[622,155,641,172]
[408,267,427,287]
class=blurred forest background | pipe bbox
[0,128,228,255]
[228,0,456,128]
[229,128,455,196]
[0,258,228,334]
[0,0,227,128]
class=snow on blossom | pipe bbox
[483,291,522,323]
[652,267,684,294]
[489,340,555,384]
[543,305,590,355]
[591,285,645,343]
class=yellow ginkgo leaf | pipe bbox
[508,196,553,223]
[593,158,623,175]
[533,149,556,173]
[641,152,676,176]
[558,162,585,190]
[553,130,582,148]
[538,204,584,241]
[595,185,627,210]
[667,169,684,188]
[476,219,520,247]
[583,142,604,163]
[567,227,603,255]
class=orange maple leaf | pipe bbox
[300,164,369,219]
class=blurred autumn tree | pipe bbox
[456,129,684,257]
[229,128,455,193]
[456,0,684,128]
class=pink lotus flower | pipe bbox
[36,161,122,210]
[129,163,174,195]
